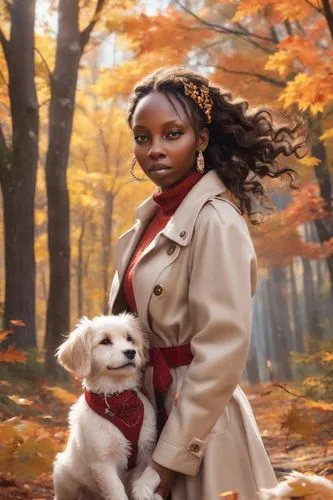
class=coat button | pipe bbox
[189,443,200,453]
[167,244,176,255]
[153,285,163,296]
[179,230,187,238]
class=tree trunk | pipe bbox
[310,119,333,300]
[102,191,113,314]
[268,267,293,380]
[289,261,304,352]
[44,0,105,375]
[44,0,82,373]
[0,0,38,348]
[301,257,324,340]
[77,219,85,318]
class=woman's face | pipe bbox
[131,91,208,190]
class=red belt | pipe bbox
[148,343,193,432]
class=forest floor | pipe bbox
[0,378,332,499]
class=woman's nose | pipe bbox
[148,139,166,159]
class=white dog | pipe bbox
[53,313,162,500]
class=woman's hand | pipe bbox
[151,459,175,499]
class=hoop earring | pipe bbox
[196,150,205,173]
[130,157,147,182]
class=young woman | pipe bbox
[108,66,306,500]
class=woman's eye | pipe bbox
[127,334,133,343]
[100,338,112,345]
[134,134,147,144]
[167,130,183,139]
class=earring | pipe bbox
[130,157,147,182]
[196,150,205,173]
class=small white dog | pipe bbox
[53,313,162,500]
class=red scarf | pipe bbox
[84,389,144,470]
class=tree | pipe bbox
[44,0,107,374]
[0,0,39,348]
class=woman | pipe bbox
[108,67,307,500]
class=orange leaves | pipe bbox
[43,386,78,405]
[0,329,12,343]
[102,7,214,96]
[250,182,331,267]
[0,345,27,364]
[10,320,25,327]
[0,329,27,364]
[0,323,28,364]
[231,0,319,23]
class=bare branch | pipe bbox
[303,0,324,14]
[0,123,9,185]
[321,0,333,41]
[0,26,9,61]
[80,0,106,51]
[35,47,52,83]
[174,0,275,54]
[199,63,286,88]
[0,67,8,87]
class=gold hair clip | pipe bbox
[182,80,212,124]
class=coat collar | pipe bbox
[135,169,226,246]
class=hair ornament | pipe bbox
[181,79,212,124]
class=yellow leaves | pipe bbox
[43,386,78,405]
[261,471,333,498]
[280,404,319,440]
[220,492,239,499]
[8,395,34,406]
[320,127,333,143]
[0,417,56,480]
[279,72,333,115]
[305,400,333,412]
[299,156,321,167]
[323,352,333,362]
[264,50,294,77]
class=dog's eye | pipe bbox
[100,338,112,345]
[126,334,133,343]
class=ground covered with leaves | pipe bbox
[0,379,332,500]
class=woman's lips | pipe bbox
[149,164,171,177]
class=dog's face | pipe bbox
[56,313,148,379]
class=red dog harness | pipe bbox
[85,389,144,470]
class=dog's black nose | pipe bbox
[124,349,136,360]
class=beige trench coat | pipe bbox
[109,170,277,499]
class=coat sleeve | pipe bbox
[152,200,257,476]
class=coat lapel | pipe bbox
[115,196,157,285]
[132,170,227,331]
[112,170,227,330]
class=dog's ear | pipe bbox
[56,317,92,377]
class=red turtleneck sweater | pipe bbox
[123,169,204,313]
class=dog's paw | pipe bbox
[131,466,160,500]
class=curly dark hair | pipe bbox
[127,66,309,224]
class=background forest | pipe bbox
[0,0,332,497]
